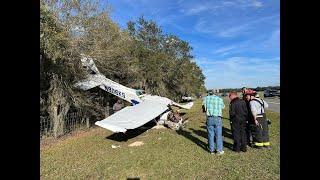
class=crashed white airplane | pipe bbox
[74,56,193,133]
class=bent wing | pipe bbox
[95,100,169,133]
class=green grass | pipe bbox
[41,99,280,179]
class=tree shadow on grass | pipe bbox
[176,129,208,151]
[222,127,233,139]
[190,128,207,139]
[223,141,233,150]
[199,125,232,139]
[222,126,234,150]
[192,126,234,151]
[221,116,230,121]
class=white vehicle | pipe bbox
[182,96,194,101]
[74,56,193,133]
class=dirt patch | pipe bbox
[128,141,144,147]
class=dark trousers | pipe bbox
[230,120,247,152]
[245,122,252,146]
[252,116,270,147]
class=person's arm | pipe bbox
[242,101,248,116]
[243,102,249,123]
[202,98,206,108]
[250,101,259,125]
[229,103,235,119]
[202,98,206,112]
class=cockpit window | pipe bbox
[136,90,145,96]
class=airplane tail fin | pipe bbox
[80,55,100,75]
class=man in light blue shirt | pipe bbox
[202,90,225,155]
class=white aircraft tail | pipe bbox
[80,55,100,75]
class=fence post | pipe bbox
[105,102,109,118]
[86,117,90,128]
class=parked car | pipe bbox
[274,90,280,97]
[182,96,194,101]
[221,92,228,97]
[264,89,279,97]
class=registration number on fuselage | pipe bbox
[103,85,125,98]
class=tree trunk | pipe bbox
[48,75,70,138]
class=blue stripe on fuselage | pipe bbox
[131,99,140,105]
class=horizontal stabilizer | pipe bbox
[172,102,194,110]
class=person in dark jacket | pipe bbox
[113,99,123,113]
[244,93,254,147]
[229,91,248,152]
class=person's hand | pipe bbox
[255,120,259,125]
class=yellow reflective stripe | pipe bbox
[254,142,264,146]
[263,142,270,146]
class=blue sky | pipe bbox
[103,0,280,89]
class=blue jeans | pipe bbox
[206,116,223,152]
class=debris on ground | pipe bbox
[152,124,167,129]
[111,145,120,149]
[152,108,188,131]
[128,141,144,147]
[163,110,187,130]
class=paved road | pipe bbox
[264,97,280,113]
[222,96,280,113]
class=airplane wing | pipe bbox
[95,100,169,133]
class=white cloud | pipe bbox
[196,56,280,89]
[208,28,279,57]
[194,14,279,38]
[187,5,210,15]
[220,15,278,37]
[262,28,280,49]
[252,0,263,8]
[213,46,236,54]
[180,2,220,15]
[177,0,184,4]
[180,0,263,16]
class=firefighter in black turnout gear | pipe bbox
[243,93,255,147]
[249,93,270,148]
[228,91,248,152]
[241,87,257,147]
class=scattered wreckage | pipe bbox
[74,56,193,133]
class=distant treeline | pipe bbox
[217,86,280,93]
